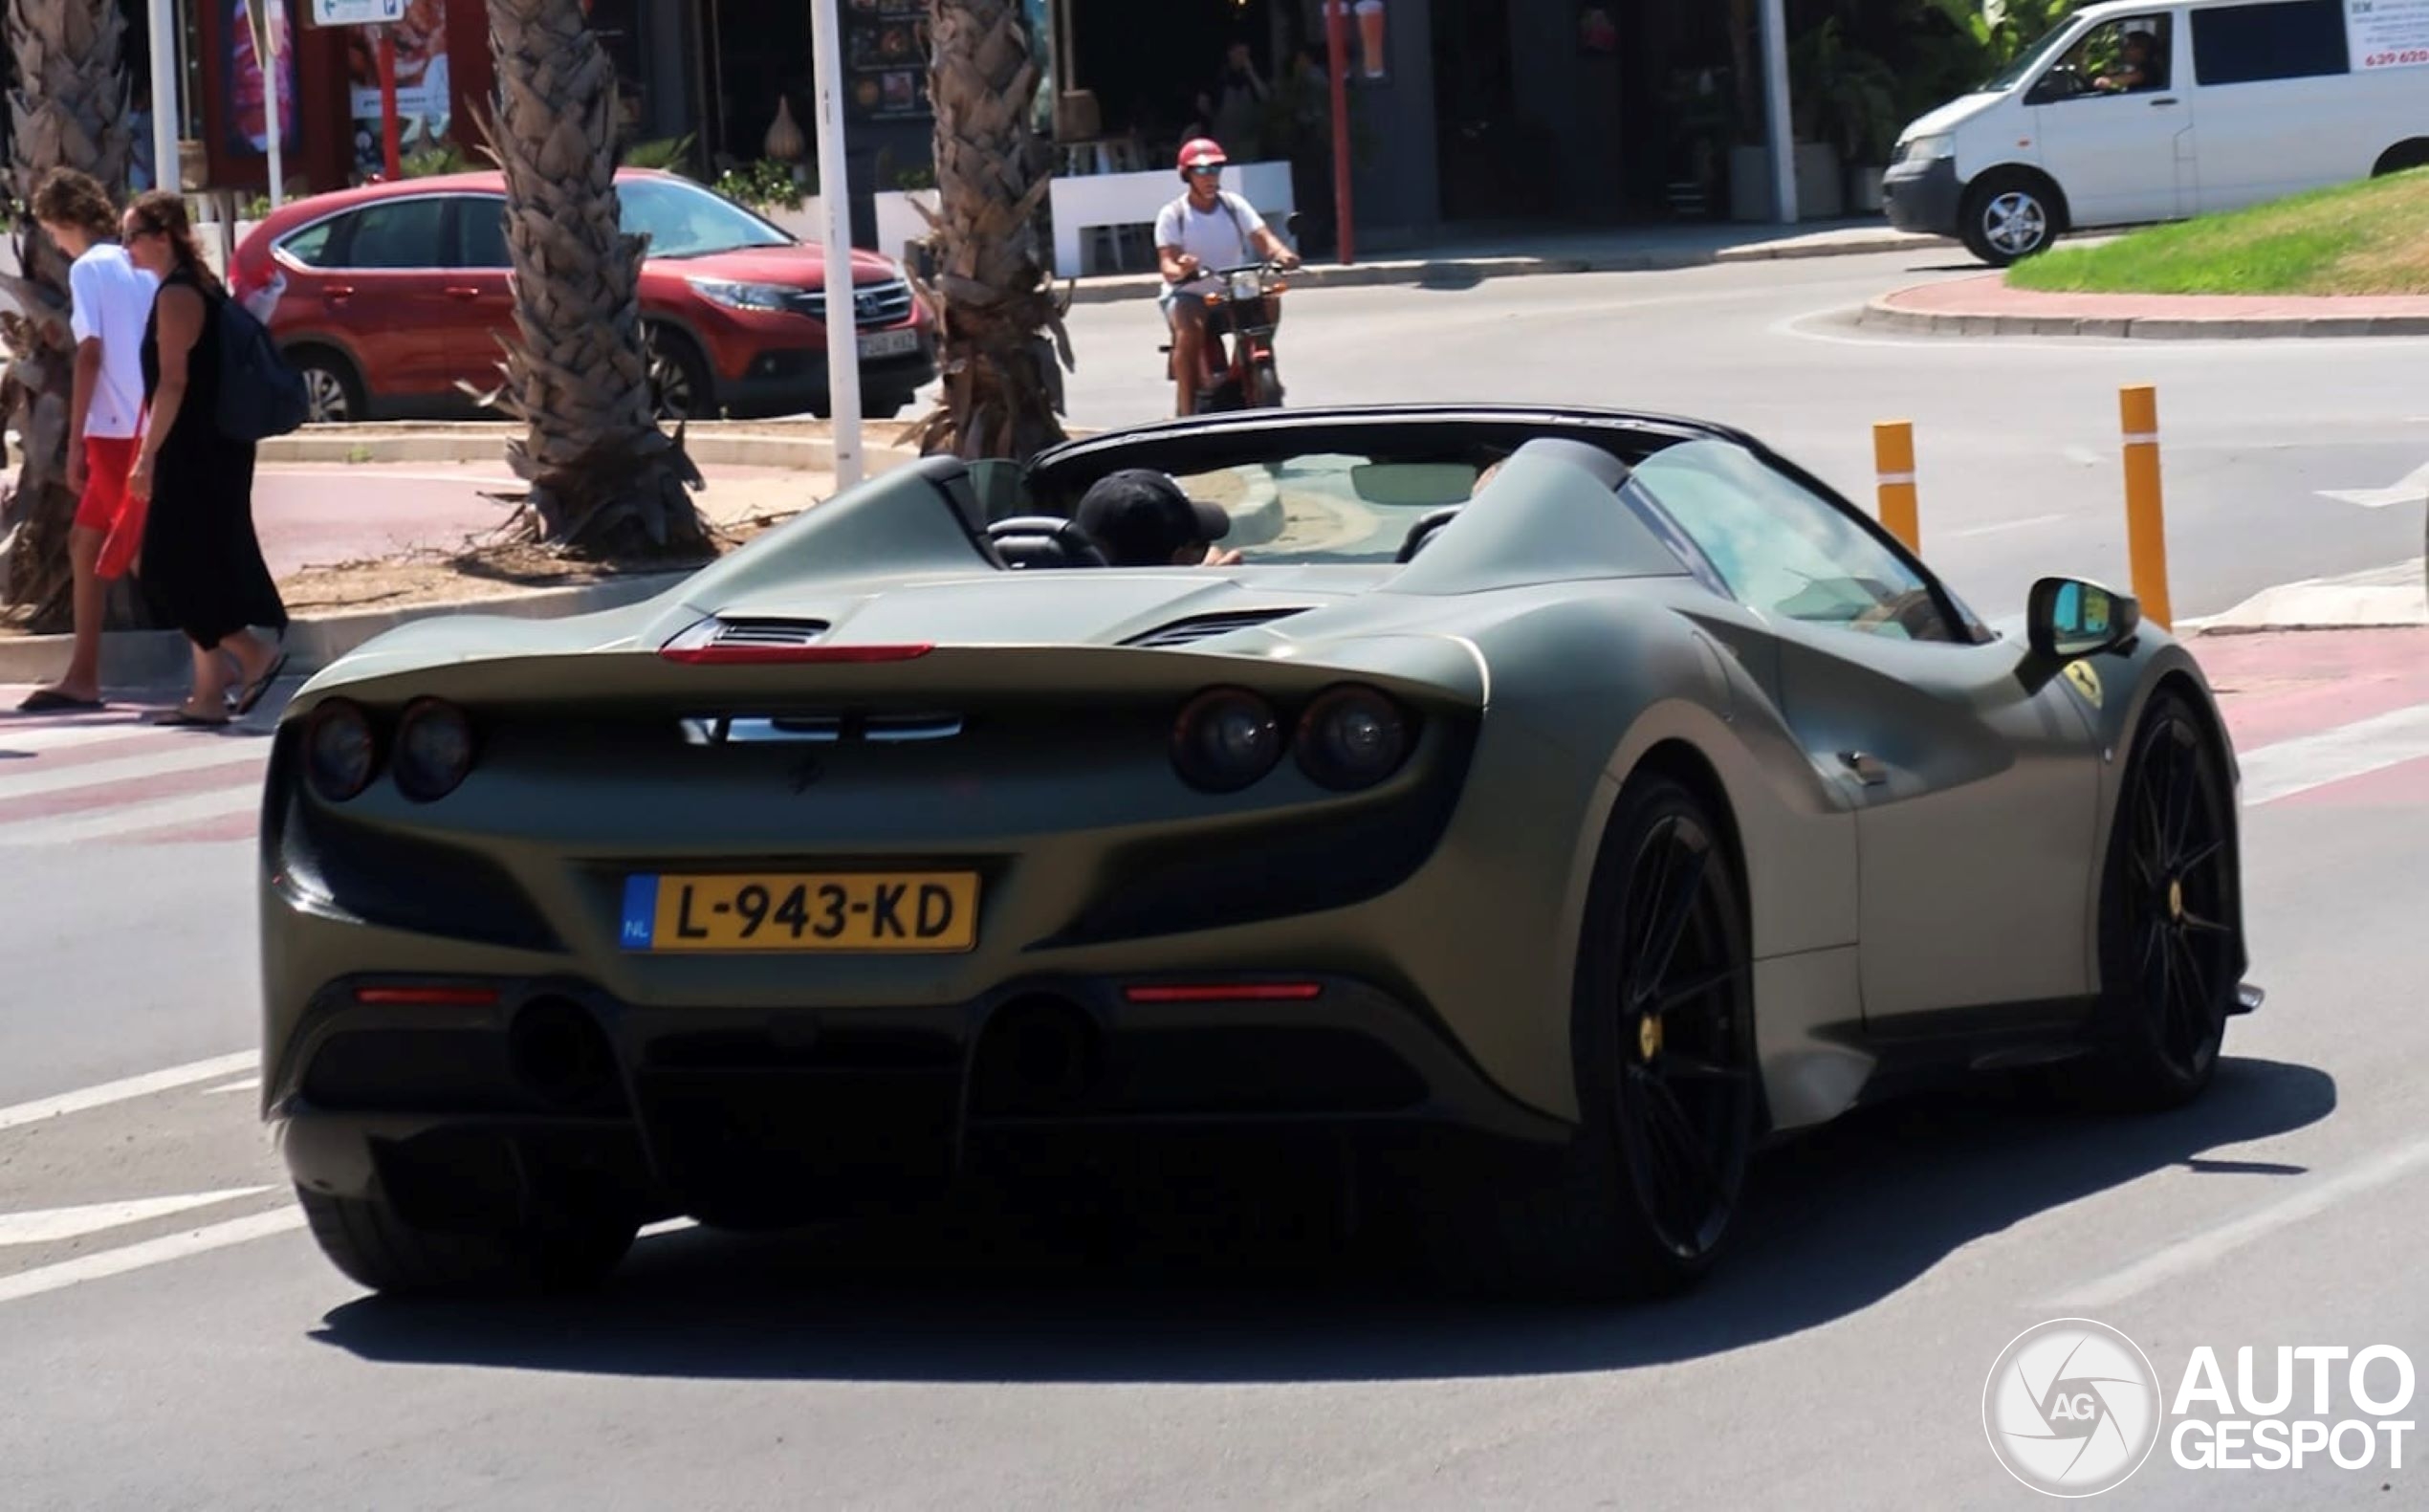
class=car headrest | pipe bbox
[987,515,1110,570]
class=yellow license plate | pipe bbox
[621,872,979,953]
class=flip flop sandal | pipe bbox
[232,652,290,717]
[151,708,231,728]
[14,690,104,713]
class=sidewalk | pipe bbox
[1065,218,1954,304]
[1865,273,2429,339]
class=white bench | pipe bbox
[1048,161,1297,279]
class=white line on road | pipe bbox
[2242,704,2429,807]
[0,718,171,756]
[0,738,266,802]
[203,1078,262,1095]
[0,1188,275,1246]
[0,1208,305,1306]
[2051,1138,2429,1310]
[0,783,262,847]
[1948,512,2074,539]
[0,1052,257,1134]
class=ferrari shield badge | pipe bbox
[2063,660,2105,709]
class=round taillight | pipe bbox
[394,698,475,802]
[1171,687,1281,793]
[1296,685,1412,791]
[305,699,378,801]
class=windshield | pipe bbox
[1983,14,2085,92]
[618,176,795,259]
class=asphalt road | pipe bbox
[2,251,2425,1510]
[1056,251,2429,624]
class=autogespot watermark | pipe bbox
[1983,1318,2417,1497]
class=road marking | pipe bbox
[0,1188,275,1246]
[0,1052,257,1134]
[0,1208,305,1306]
[0,783,262,847]
[0,719,168,756]
[203,1077,262,1095]
[2052,1137,2429,1309]
[1950,511,2072,539]
[2242,704,2429,807]
[2318,460,2429,510]
[0,738,264,802]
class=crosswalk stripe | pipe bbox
[0,716,179,755]
[0,738,265,803]
[0,783,263,847]
[2242,703,2429,807]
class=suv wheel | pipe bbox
[1961,172,2059,266]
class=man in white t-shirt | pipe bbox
[18,167,160,712]
[1156,137,1300,417]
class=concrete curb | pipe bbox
[1860,294,2429,340]
[1223,470,1285,549]
[0,572,694,689]
[1065,231,1953,305]
[257,422,932,471]
[2180,563,2429,636]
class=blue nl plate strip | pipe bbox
[620,875,659,950]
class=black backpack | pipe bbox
[215,294,311,442]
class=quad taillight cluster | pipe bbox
[1171,684,1414,794]
[304,697,476,803]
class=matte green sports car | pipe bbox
[259,404,2259,1299]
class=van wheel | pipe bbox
[1961,171,2059,267]
[2373,140,2429,177]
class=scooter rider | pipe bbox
[1157,138,1300,417]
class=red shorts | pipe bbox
[74,436,143,580]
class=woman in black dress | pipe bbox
[120,190,289,726]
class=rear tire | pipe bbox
[290,347,364,425]
[296,1185,637,1297]
[2373,139,2429,177]
[2061,687,2243,1111]
[1960,170,2060,267]
[1250,362,1284,409]
[1424,773,1758,1301]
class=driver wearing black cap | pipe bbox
[1072,469,1243,567]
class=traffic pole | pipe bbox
[1872,420,1920,554]
[808,0,861,486]
[2120,384,2173,630]
[379,26,403,180]
[1324,0,1354,265]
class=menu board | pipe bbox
[2350,0,2429,70]
[845,0,932,122]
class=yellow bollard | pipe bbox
[1872,421,1921,555]
[2119,384,2173,631]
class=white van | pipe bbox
[1883,0,2429,265]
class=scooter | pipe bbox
[1162,260,1290,414]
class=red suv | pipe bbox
[230,168,937,424]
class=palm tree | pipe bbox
[0,0,131,630]
[899,0,1072,462]
[480,0,710,559]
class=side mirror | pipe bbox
[2028,576,2139,659]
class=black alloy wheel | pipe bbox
[1608,798,1759,1263]
[1424,772,1757,1300]
[2075,689,2242,1109]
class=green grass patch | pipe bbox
[2007,168,2429,296]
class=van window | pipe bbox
[2193,0,2351,84]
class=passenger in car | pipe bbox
[1072,469,1243,567]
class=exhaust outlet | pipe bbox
[974,995,1104,1113]
[508,996,619,1110]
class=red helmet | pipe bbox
[1177,138,1228,179]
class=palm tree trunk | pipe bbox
[1,0,131,630]
[481,0,710,560]
[901,0,1072,462]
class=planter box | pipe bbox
[1730,144,1854,221]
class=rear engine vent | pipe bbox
[710,618,832,648]
[1123,608,1311,648]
